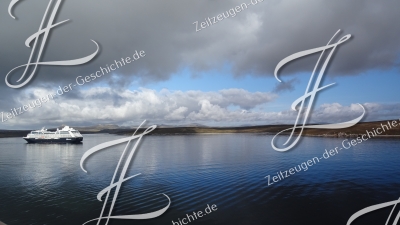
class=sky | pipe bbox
[0,0,400,129]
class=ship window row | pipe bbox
[29,133,73,136]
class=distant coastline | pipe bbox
[2,120,400,139]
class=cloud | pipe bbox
[272,78,299,93]
[0,0,400,92]
[1,0,400,128]
[2,87,276,128]
[2,87,398,129]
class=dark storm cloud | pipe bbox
[0,0,399,117]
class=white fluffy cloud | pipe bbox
[4,87,276,128]
[3,87,398,129]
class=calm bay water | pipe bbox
[0,133,399,225]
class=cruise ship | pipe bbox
[23,126,83,143]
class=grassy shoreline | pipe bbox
[2,120,400,138]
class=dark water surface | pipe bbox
[0,133,399,225]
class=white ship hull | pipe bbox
[23,137,83,144]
